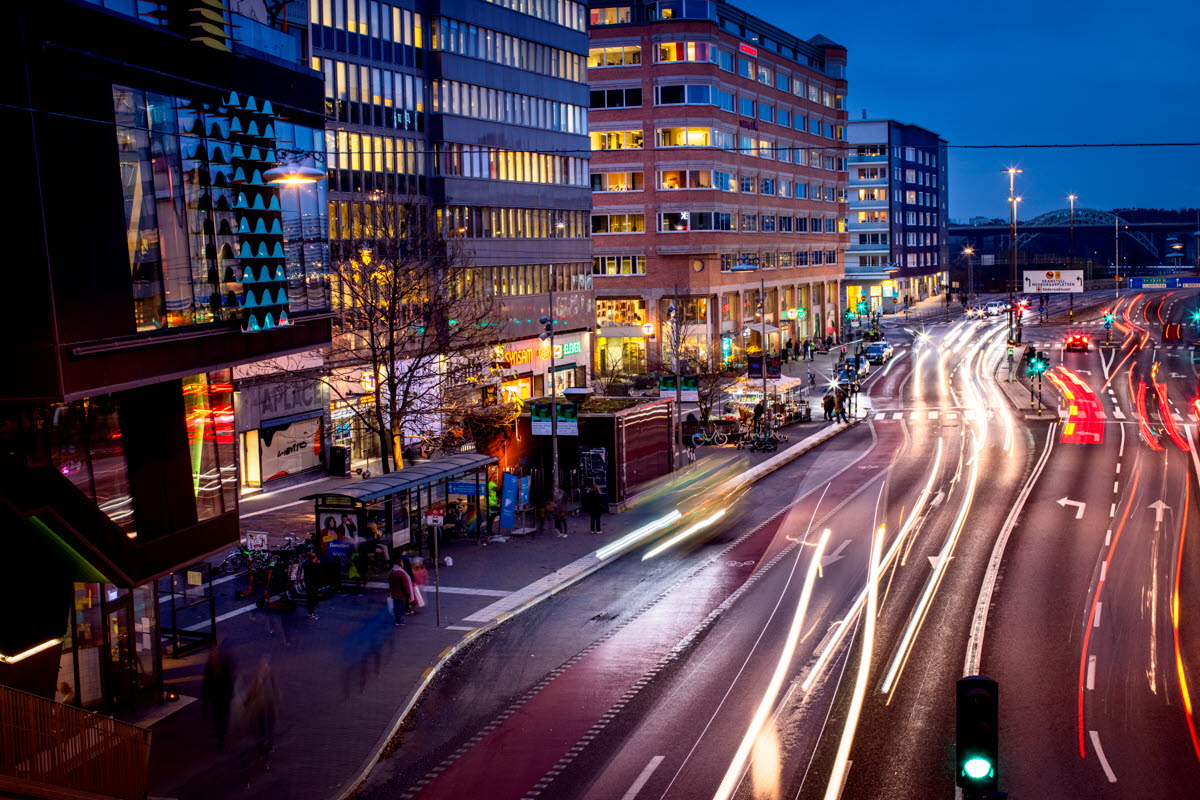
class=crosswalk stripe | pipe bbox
[893,412,903,419]
[927,411,938,420]
[911,411,921,419]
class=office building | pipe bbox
[845,119,948,313]
[587,0,849,373]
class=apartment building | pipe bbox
[588,0,849,373]
[845,120,949,313]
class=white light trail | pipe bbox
[642,509,727,560]
[595,509,683,560]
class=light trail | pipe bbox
[880,430,982,697]
[642,509,727,560]
[594,510,683,560]
[710,529,831,800]
[1078,469,1141,757]
[821,524,883,800]
[801,439,944,692]
[1181,433,1200,761]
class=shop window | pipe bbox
[597,298,647,326]
[590,6,632,25]
[49,396,135,537]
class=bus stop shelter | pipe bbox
[303,453,497,558]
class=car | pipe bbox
[847,355,871,375]
[864,342,894,364]
[984,300,1008,316]
[968,304,989,318]
[1065,333,1089,352]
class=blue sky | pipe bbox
[739,0,1200,220]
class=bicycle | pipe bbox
[219,545,271,574]
[691,426,728,447]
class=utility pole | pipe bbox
[669,282,684,469]
[1068,194,1077,322]
[1006,168,1022,379]
[1114,212,1121,301]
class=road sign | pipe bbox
[1023,269,1083,293]
[1038,305,1045,314]
[1128,277,1200,290]
[1104,321,1113,330]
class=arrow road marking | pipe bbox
[821,539,851,568]
[930,490,945,507]
[1148,499,1171,531]
[928,555,954,569]
[1058,497,1086,519]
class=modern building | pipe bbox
[845,120,948,314]
[310,0,595,466]
[1,0,331,707]
[587,0,849,373]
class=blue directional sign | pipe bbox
[1104,321,1113,330]
[1128,277,1200,290]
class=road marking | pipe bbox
[1087,655,1097,688]
[1116,463,1121,474]
[1094,603,1103,628]
[622,755,665,800]
[445,625,475,631]
[1112,406,1126,420]
[821,539,852,568]
[1105,529,1112,546]
[1101,562,1107,581]
[892,412,903,419]
[910,411,921,419]
[1119,423,1126,458]
[928,411,938,420]
[1110,503,1116,518]
[1057,497,1086,519]
[1089,731,1118,782]
[1113,481,1119,494]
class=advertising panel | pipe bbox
[259,417,322,482]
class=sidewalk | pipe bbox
[144,414,859,800]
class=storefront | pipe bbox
[501,333,588,398]
[234,375,328,488]
[56,582,159,711]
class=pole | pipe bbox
[1037,372,1043,415]
[673,283,683,469]
[760,277,768,434]
[1068,195,1077,322]
[549,263,559,507]
[1114,213,1121,301]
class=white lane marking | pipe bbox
[1112,406,1126,420]
[928,411,939,420]
[1116,463,1121,474]
[910,411,921,419]
[1113,481,1119,494]
[1094,602,1103,627]
[1110,503,1116,518]
[1101,562,1107,581]
[892,412,903,419]
[446,625,475,631]
[1089,731,1118,782]
[1087,655,1097,688]
[621,755,665,800]
[1119,423,1126,458]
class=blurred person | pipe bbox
[582,483,605,534]
[388,557,413,625]
[202,641,236,751]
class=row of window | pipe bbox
[326,130,425,176]
[904,168,939,186]
[430,17,587,84]
[316,57,426,132]
[487,262,592,297]
[592,250,844,279]
[431,79,587,134]
[486,0,587,32]
[592,213,844,235]
[853,145,940,169]
[853,167,888,181]
[436,206,590,239]
[904,232,941,247]
[718,251,839,270]
[593,169,846,201]
[592,254,647,275]
[309,0,424,45]
[588,127,848,167]
[903,190,938,207]
[436,142,588,186]
[905,211,941,227]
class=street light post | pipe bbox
[758,276,769,433]
[961,247,975,309]
[1005,168,1023,348]
[1114,212,1121,301]
[668,283,684,469]
[542,218,566,505]
[1067,194,1077,322]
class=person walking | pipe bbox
[202,642,236,751]
[583,483,605,534]
[301,551,323,619]
[243,659,278,770]
[552,487,569,538]
[387,557,414,626]
[822,392,834,421]
[835,389,849,423]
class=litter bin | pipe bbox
[329,445,350,477]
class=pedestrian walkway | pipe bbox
[141,414,858,800]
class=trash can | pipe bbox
[329,445,350,477]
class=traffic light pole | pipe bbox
[1037,372,1043,415]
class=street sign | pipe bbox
[1038,305,1045,314]
[1023,269,1083,293]
[1128,277,1200,290]
[1104,321,1113,330]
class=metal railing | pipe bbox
[0,683,150,800]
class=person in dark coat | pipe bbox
[582,483,605,533]
[202,642,236,751]
[301,551,323,619]
[822,393,835,421]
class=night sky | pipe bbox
[743,0,1200,221]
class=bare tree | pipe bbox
[688,356,744,424]
[591,351,633,396]
[324,199,507,472]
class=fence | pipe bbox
[0,683,150,800]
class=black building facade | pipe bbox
[1,0,330,707]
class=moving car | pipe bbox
[847,355,871,375]
[1065,333,1089,352]
[984,300,1008,316]
[967,304,988,318]
[864,342,894,363]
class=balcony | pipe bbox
[848,153,888,163]
[848,220,890,232]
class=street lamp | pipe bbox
[1067,194,1078,322]
[961,246,975,309]
[1004,167,1023,352]
[544,217,566,504]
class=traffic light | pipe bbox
[1189,309,1200,325]
[1026,352,1048,377]
[956,676,999,794]
[844,309,854,320]
[1103,310,1116,325]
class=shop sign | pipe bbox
[260,417,322,482]
[554,340,582,358]
[424,509,445,527]
[739,43,758,56]
[721,335,734,365]
[504,347,534,366]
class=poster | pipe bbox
[531,402,552,435]
[579,448,608,496]
[681,375,700,403]
[531,402,578,435]
[448,481,482,495]
[499,472,518,529]
[259,417,322,482]
[766,356,782,379]
[555,402,578,436]
[747,355,763,379]
[518,475,531,508]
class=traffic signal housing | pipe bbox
[1026,353,1048,377]
[956,676,999,795]
[1103,310,1116,325]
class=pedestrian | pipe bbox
[583,483,605,534]
[835,389,849,423]
[822,392,834,421]
[202,641,236,751]
[808,367,815,388]
[243,659,277,769]
[553,488,568,537]
[387,557,414,626]
[301,551,323,619]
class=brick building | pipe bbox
[587,0,849,373]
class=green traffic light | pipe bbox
[962,756,993,780]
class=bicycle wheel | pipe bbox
[713,432,728,446]
[219,554,241,574]
[691,432,706,447]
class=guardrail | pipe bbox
[0,683,150,800]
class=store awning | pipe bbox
[751,324,783,335]
[302,453,498,503]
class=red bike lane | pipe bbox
[408,423,903,800]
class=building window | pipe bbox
[646,0,716,20]
[740,175,756,193]
[591,87,642,108]
[657,127,713,147]
[590,129,644,150]
[432,19,587,83]
[738,57,753,78]
[760,177,776,195]
[590,6,632,25]
[778,109,791,128]
[656,41,716,62]
[657,211,733,231]
[588,45,642,66]
[757,103,773,123]
[592,213,645,234]
[739,97,755,117]
[757,65,773,85]
[597,298,647,325]
[825,250,837,264]
[591,171,644,191]
[811,250,823,265]
[592,255,647,274]
[779,216,792,232]
[795,250,808,266]
[740,213,757,232]
[659,169,715,189]
[761,215,776,232]
[655,84,717,106]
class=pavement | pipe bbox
[139,408,864,800]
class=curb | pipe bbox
[333,417,863,800]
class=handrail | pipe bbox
[0,683,150,800]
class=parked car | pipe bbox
[865,342,894,363]
[847,355,871,375]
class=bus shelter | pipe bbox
[303,453,497,558]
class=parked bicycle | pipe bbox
[218,545,271,574]
[691,426,728,447]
